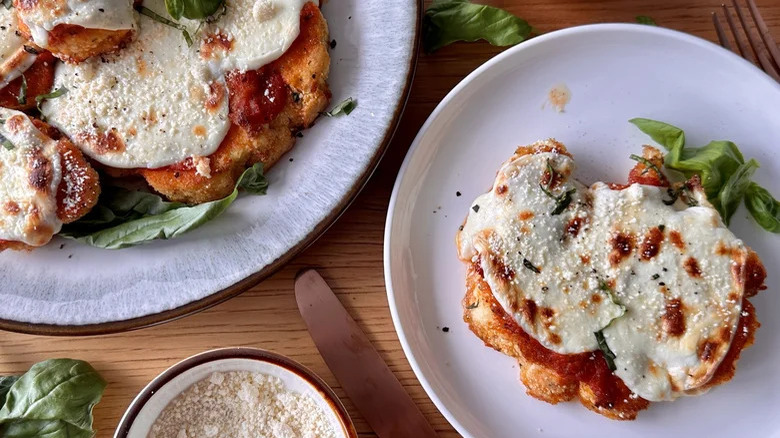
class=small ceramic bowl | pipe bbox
[115,347,357,438]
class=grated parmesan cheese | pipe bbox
[149,371,337,438]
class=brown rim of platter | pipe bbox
[0,1,422,336]
[113,347,358,438]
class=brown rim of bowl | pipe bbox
[0,1,422,336]
[114,347,358,438]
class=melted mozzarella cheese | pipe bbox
[458,150,625,353]
[0,7,36,89]
[458,144,749,401]
[0,108,62,247]
[199,0,316,73]
[41,1,230,169]
[589,183,746,401]
[17,0,136,47]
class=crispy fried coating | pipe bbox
[0,51,55,111]
[0,120,100,251]
[137,2,330,204]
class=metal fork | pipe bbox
[712,0,780,82]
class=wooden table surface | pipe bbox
[1,2,778,437]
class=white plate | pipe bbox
[0,1,418,332]
[385,24,780,438]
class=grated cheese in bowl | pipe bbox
[148,371,337,438]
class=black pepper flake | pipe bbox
[458,225,464,231]
[472,205,480,213]
[289,158,294,162]
[68,254,73,259]
[456,191,461,197]
[329,39,337,49]
[292,92,301,103]
[442,327,450,333]
[659,282,665,286]
[662,267,668,272]
[542,286,549,292]
[658,224,666,232]
[59,244,65,249]
[652,273,660,280]
[295,131,304,138]
[99,8,105,12]
[523,259,541,274]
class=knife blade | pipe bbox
[295,269,438,438]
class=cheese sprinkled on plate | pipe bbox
[0,108,62,247]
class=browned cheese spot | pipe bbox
[698,341,719,362]
[5,115,25,134]
[684,257,702,278]
[4,201,20,215]
[77,129,126,155]
[580,254,590,265]
[27,148,53,193]
[200,32,234,60]
[566,216,585,238]
[669,230,685,251]
[548,333,562,345]
[591,293,602,304]
[205,82,226,114]
[193,125,207,137]
[517,210,534,221]
[522,299,537,323]
[490,254,515,283]
[541,166,567,189]
[495,184,508,195]
[609,231,636,266]
[640,227,664,260]
[662,298,685,337]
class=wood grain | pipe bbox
[1,2,778,437]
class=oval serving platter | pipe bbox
[0,0,420,334]
[385,24,780,438]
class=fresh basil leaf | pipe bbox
[2,0,12,10]
[0,133,13,150]
[665,140,744,199]
[165,0,184,20]
[745,182,779,233]
[716,159,759,225]
[594,331,617,371]
[322,97,357,117]
[61,163,267,249]
[423,0,532,53]
[179,0,224,20]
[636,15,657,25]
[0,359,105,438]
[0,419,93,438]
[628,118,685,152]
[0,377,19,406]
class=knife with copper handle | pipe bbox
[295,269,439,438]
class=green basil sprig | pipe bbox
[636,15,657,25]
[165,0,224,20]
[744,183,779,233]
[61,163,268,249]
[0,359,106,438]
[630,118,778,232]
[423,0,532,53]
